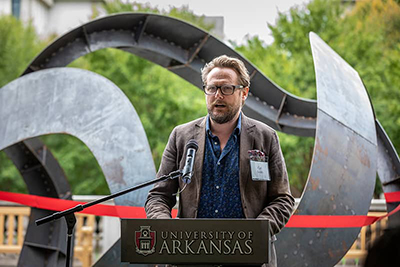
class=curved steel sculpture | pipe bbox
[0,13,398,266]
[0,68,155,266]
[275,33,378,267]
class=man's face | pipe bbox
[205,67,248,124]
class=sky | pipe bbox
[133,0,311,45]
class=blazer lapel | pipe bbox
[240,113,255,198]
[193,117,206,210]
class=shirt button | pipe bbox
[215,210,218,213]
[214,142,218,145]
[217,162,220,165]
[216,185,220,189]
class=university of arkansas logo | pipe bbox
[135,226,156,256]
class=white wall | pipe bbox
[47,1,102,36]
[20,0,50,36]
[0,0,103,37]
[203,16,224,39]
[0,0,11,15]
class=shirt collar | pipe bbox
[206,113,242,137]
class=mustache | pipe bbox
[212,101,227,106]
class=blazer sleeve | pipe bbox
[257,131,295,235]
[145,127,180,219]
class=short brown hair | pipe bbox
[201,55,250,87]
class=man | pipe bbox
[145,55,294,266]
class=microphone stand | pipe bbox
[35,169,183,267]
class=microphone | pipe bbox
[182,139,199,184]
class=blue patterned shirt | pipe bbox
[197,114,245,218]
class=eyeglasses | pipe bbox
[203,84,244,95]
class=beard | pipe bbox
[207,100,241,124]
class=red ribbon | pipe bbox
[384,191,400,203]
[0,191,178,218]
[285,204,400,228]
[285,191,400,228]
[1,190,399,228]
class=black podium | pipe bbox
[121,219,270,266]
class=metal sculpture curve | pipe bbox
[0,67,155,266]
[0,13,398,267]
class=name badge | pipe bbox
[250,160,271,181]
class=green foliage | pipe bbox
[0,151,26,193]
[277,133,314,197]
[0,16,43,87]
[98,1,214,32]
[338,0,400,160]
[46,1,208,194]
[235,0,400,196]
[1,0,399,197]
[39,134,110,195]
[67,2,209,194]
[0,3,209,195]
[0,16,44,193]
[74,48,206,169]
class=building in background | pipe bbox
[0,0,224,39]
[0,0,103,37]
[0,0,104,37]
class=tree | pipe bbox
[235,0,400,196]
[39,1,212,194]
[98,1,215,33]
[0,16,43,88]
[0,16,44,193]
[2,0,398,196]
[0,3,211,195]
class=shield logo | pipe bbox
[135,226,156,256]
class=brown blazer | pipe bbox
[145,113,295,266]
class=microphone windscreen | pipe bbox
[186,139,198,151]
